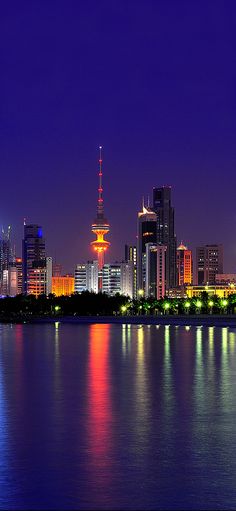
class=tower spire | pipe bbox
[91,147,110,281]
[97,146,104,217]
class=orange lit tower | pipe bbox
[91,147,110,283]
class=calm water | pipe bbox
[0,323,236,510]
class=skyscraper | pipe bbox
[137,205,157,293]
[177,242,193,286]
[196,244,223,285]
[22,224,46,294]
[125,244,137,298]
[145,243,167,299]
[0,226,13,294]
[91,147,110,289]
[152,186,177,289]
[74,261,98,293]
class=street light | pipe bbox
[221,299,228,314]
[196,300,202,313]
[138,289,144,297]
[164,302,170,314]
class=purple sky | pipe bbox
[1,1,236,273]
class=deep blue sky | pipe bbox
[1,1,236,273]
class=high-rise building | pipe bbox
[125,244,137,298]
[15,258,23,294]
[7,257,23,296]
[196,244,223,285]
[46,256,53,295]
[52,275,75,296]
[145,243,158,298]
[22,224,46,295]
[0,226,13,294]
[27,265,47,297]
[74,261,98,293]
[102,263,121,296]
[74,264,87,292]
[137,205,157,293]
[74,260,133,297]
[177,242,193,286]
[152,186,177,289]
[86,260,99,293]
[145,243,167,299]
[91,147,110,289]
[120,261,134,298]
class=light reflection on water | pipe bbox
[0,323,235,509]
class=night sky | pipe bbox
[1,1,236,273]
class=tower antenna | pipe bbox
[91,146,110,287]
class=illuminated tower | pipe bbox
[91,147,110,287]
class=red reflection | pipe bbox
[87,324,112,475]
[15,324,23,358]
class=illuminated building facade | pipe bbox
[186,284,235,299]
[52,275,75,296]
[74,264,86,292]
[125,244,137,298]
[102,263,121,295]
[120,261,134,298]
[152,186,177,289]
[145,243,167,299]
[27,266,47,297]
[177,242,193,286]
[15,258,23,294]
[137,205,157,293]
[74,261,98,293]
[22,224,46,294]
[91,147,110,288]
[196,244,223,285]
[22,224,52,296]
[0,226,13,294]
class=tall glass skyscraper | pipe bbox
[22,224,46,294]
[137,205,157,293]
[152,186,177,289]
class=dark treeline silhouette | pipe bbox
[0,291,236,321]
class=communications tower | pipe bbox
[91,147,110,286]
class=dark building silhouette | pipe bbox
[152,186,177,289]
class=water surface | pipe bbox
[0,323,236,510]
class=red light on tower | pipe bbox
[91,147,110,287]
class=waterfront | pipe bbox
[0,323,236,510]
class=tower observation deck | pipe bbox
[91,147,110,278]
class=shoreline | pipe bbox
[1,314,236,327]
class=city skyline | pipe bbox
[2,170,235,278]
[1,2,235,272]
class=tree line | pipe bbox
[0,290,235,319]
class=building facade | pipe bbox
[145,243,167,299]
[52,275,75,296]
[125,245,137,298]
[74,261,98,293]
[137,205,157,293]
[196,244,223,285]
[0,226,13,294]
[177,242,193,286]
[186,285,235,299]
[152,186,177,289]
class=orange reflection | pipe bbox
[87,324,112,476]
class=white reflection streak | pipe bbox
[55,322,60,360]
[122,324,131,357]
[135,327,149,439]
[164,325,171,391]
